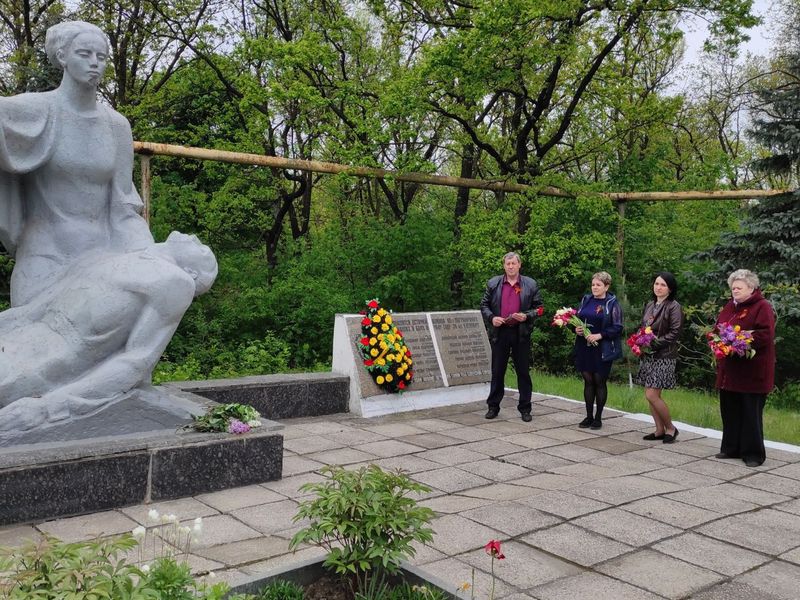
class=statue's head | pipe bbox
[45,21,109,86]
[164,232,219,296]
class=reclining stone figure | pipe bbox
[0,232,217,432]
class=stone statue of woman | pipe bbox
[0,21,153,306]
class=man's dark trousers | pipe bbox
[487,326,532,413]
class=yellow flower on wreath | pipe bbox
[381,323,389,331]
[386,315,393,324]
[371,327,378,335]
[369,337,377,346]
[385,374,393,382]
[376,376,385,384]
[370,348,378,357]
[378,309,387,316]
[376,358,386,366]
[372,315,381,323]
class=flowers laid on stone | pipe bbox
[190,402,262,434]
[357,298,414,393]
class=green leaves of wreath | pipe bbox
[357,298,414,393]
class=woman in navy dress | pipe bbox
[574,271,623,429]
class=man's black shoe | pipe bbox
[521,412,532,422]
[485,407,500,419]
[579,417,593,428]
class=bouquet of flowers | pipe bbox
[358,298,414,393]
[191,403,262,434]
[627,326,656,357]
[551,307,597,345]
[707,322,756,361]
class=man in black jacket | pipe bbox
[480,252,543,421]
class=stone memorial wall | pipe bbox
[332,310,491,416]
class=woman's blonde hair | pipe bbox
[727,269,759,290]
[592,271,612,286]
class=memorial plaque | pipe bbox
[430,311,492,386]
[344,314,443,398]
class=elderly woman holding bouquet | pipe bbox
[573,271,624,429]
[714,269,776,467]
[635,272,683,444]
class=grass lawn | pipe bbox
[506,370,800,446]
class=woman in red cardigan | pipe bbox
[715,269,776,467]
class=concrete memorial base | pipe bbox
[332,310,491,417]
[0,386,284,526]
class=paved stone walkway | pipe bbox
[3,393,800,599]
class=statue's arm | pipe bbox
[108,112,154,252]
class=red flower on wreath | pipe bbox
[360,337,369,346]
[398,381,406,390]
[361,317,371,326]
[364,359,374,366]
[368,299,379,309]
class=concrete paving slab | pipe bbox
[774,498,800,516]
[456,459,534,482]
[621,496,723,528]
[306,447,378,465]
[697,509,800,555]
[575,436,643,455]
[766,462,800,481]
[510,472,585,491]
[665,486,761,515]
[690,581,784,600]
[497,432,565,450]
[439,426,502,442]
[641,467,725,489]
[596,549,724,599]
[439,412,493,426]
[360,423,431,437]
[419,494,496,515]
[372,454,446,473]
[461,483,535,502]
[571,507,682,546]
[501,449,576,471]
[779,547,800,565]
[460,501,562,536]
[458,540,582,589]
[549,463,625,481]
[283,435,348,455]
[185,514,262,549]
[236,546,326,576]
[193,536,290,566]
[538,443,609,463]
[766,449,800,463]
[416,446,489,465]
[711,482,792,507]
[681,459,756,481]
[736,472,800,497]
[353,439,426,457]
[531,425,596,441]
[292,421,359,435]
[457,439,532,457]
[0,524,41,547]
[406,418,465,432]
[622,447,698,467]
[658,440,718,458]
[196,485,285,513]
[282,455,326,476]
[422,557,516,599]
[408,541,448,565]
[735,560,800,599]
[121,498,219,525]
[589,454,664,476]
[229,499,302,535]
[396,432,465,449]
[653,532,769,576]
[528,571,664,600]
[412,466,492,493]
[428,514,504,555]
[480,420,536,434]
[521,523,633,566]
[322,428,389,445]
[570,475,683,505]
[519,490,612,518]
[37,510,140,542]
[261,472,326,498]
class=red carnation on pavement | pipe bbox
[484,540,505,559]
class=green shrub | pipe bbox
[289,465,435,591]
[0,534,152,599]
[255,579,305,600]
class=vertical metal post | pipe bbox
[140,154,152,224]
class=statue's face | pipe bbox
[60,31,108,87]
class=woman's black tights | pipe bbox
[581,371,608,420]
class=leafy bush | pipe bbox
[255,579,305,600]
[0,535,151,599]
[289,465,435,591]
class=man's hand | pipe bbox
[511,312,527,322]
[492,316,505,327]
